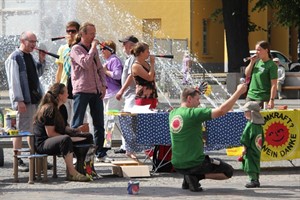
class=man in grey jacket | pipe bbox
[5,31,46,172]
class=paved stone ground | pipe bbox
[0,147,299,200]
[1,90,300,199]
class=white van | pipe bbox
[249,50,300,72]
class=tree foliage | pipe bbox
[210,0,300,72]
[252,0,300,27]
[211,0,300,30]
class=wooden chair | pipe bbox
[13,148,48,184]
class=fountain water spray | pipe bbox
[0,0,240,109]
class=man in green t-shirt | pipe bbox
[169,83,247,192]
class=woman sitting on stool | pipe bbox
[33,83,93,182]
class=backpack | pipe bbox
[152,145,175,173]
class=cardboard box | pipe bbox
[120,165,150,177]
[111,160,150,177]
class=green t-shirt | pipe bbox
[247,59,278,101]
[240,121,264,174]
[169,107,212,169]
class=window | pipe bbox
[142,19,161,46]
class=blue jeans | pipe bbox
[72,92,107,158]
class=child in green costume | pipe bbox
[240,101,265,188]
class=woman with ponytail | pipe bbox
[245,40,278,109]
[33,83,93,182]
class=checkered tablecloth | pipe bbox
[118,112,170,153]
[205,111,247,151]
[118,111,246,152]
[135,112,171,145]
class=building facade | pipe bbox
[76,0,298,72]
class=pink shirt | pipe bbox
[70,44,106,94]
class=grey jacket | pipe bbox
[5,48,45,109]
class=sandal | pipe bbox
[126,153,142,164]
[68,172,90,182]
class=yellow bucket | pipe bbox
[226,146,244,156]
[8,129,19,135]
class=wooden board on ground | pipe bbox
[111,160,150,178]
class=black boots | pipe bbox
[245,180,260,188]
[182,175,203,192]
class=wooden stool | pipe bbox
[16,154,48,184]
[52,155,58,178]
[13,148,31,183]
[14,148,67,181]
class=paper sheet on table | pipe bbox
[127,104,156,113]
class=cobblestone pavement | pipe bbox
[1,91,300,199]
[1,147,299,200]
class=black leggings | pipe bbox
[36,133,93,157]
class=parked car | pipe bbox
[250,50,300,72]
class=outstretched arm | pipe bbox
[211,83,247,119]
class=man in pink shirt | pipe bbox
[70,22,109,162]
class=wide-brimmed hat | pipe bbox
[118,35,138,43]
[240,101,265,124]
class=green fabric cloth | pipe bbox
[169,107,211,169]
[247,59,278,101]
[240,121,264,179]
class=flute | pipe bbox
[51,36,65,41]
[152,55,174,59]
[34,48,59,59]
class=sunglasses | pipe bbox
[100,47,109,51]
[66,29,77,34]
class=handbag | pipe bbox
[83,145,99,180]
[67,76,73,99]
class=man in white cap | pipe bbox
[115,35,139,158]
[273,57,285,99]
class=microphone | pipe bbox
[240,77,251,84]
[243,54,257,62]
[51,36,65,41]
[34,48,59,59]
[152,55,174,59]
